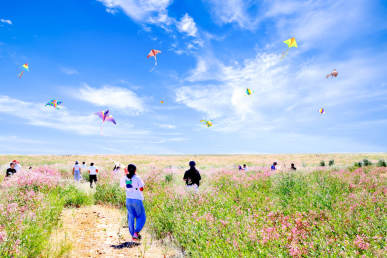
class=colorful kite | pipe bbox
[95,110,117,125]
[160,100,164,104]
[282,37,297,59]
[45,99,63,109]
[147,49,161,66]
[18,63,29,79]
[326,69,338,79]
[200,120,213,127]
[246,88,252,95]
[319,108,325,115]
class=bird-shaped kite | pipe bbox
[95,110,117,125]
[200,120,213,127]
[45,99,63,109]
[147,49,161,66]
[18,63,29,79]
[246,88,252,95]
[326,69,338,79]
[319,108,325,115]
[282,37,297,59]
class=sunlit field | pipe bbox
[0,154,386,257]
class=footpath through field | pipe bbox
[49,183,181,257]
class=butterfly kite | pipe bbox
[282,37,297,59]
[246,88,252,95]
[147,49,161,66]
[200,120,213,127]
[96,110,117,125]
[326,69,338,79]
[45,99,63,109]
[18,63,29,79]
[319,108,325,115]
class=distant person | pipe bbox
[291,163,297,170]
[120,164,146,241]
[81,161,87,170]
[12,160,21,173]
[6,163,16,177]
[238,165,242,171]
[243,164,248,171]
[88,163,98,188]
[113,164,121,173]
[271,162,277,171]
[28,166,32,171]
[73,161,81,182]
[183,161,201,191]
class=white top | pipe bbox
[15,163,21,172]
[120,175,144,200]
[89,166,98,175]
[74,164,81,172]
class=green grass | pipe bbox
[94,182,126,208]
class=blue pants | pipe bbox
[126,198,146,237]
[74,171,80,181]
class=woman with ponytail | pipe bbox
[120,164,146,241]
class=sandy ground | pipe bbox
[48,205,181,258]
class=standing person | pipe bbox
[120,164,146,241]
[238,165,242,171]
[6,163,16,177]
[81,162,87,170]
[73,161,81,182]
[290,163,297,170]
[271,162,277,171]
[88,163,98,188]
[13,160,21,173]
[243,164,248,171]
[183,161,201,191]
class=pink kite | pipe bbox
[95,110,116,125]
[147,49,161,66]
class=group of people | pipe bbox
[238,164,249,171]
[5,160,22,177]
[271,162,297,170]
[72,161,98,188]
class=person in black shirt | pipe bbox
[183,161,201,190]
[6,163,16,177]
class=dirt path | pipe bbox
[48,205,181,258]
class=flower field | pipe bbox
[0,154,386,257]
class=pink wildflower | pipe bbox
[354,235,370,250]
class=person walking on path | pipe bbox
[88,163,98,188]
[120,164,146,241]
[290,163,297,170]
[271,162,277,171]
[73,161,81,182]
[6,163,16,177]
[183,161,201,191]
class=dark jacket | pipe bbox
[6,168,16,177]
[183,168,201,186]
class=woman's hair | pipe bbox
[75,161,78,165]
[90,162,94,166]
[126,164,136,179]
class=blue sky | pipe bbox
[0,0,386,154]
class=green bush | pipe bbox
[363,159,372,166]
[328,160,335,166]
[165,173,173,183]
[95,183,126,208]
[82,171,89,181]
[377,160,386,167]
[320,160,325,166]
[354,161,362,167]
[60,185,94,207]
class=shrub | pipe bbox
[165,173,173,183]
[363,159,372,166]
[354,162,362,167]
[377,160,386,167]
[60,185,94,207]
[320,161,325,167]
[94,183,125,208]
[329,160,335,166]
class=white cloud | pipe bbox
[75,84,144,113]
[60,67,79,75]
[177,13,198,37]
[0,19,12,25]
[97,0,173,24]
[157,124,176,129]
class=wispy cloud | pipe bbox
[75,84,145,113]
[60,66,79,75]
[177,13,198,37]
[0,18,12,25]
[157,123,176,129]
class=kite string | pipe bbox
[281,48,289,60]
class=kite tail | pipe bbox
[154,56,158,66]
[281,49,289,60]
[18,71,24,79]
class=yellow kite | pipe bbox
[282,37,297,59]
